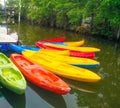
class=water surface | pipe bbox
[0,21,120,108]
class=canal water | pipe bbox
[0,20,120,108]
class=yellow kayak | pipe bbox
[39,49,70,56]
[27,50,100,68]
[22,51,101,82]
[45,43,100,52]
[64,40,85,47]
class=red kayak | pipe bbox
[10,54,71,94]
[36,42,95,59]
[37,36,65,42]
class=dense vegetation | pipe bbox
[5,0,120,40]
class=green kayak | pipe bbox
[0,53,26,94]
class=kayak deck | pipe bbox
[10,54,71,94]
[22,51,101,83]
[0,53,26,94]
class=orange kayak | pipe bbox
[10,54,71,94]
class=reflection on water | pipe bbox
[0,86,3,98]
[8,22,84,45]
[1,87,26,108]
[0,19,120,108]
[62,78,99,94]
[27,82,67,108]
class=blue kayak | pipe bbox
[43,42,67,46]
[8,41,67,53]
[8,43,40,53]
[0,44,7,51]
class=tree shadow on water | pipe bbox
[27,82,67,108]
[1,87,26,108]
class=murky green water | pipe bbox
[0,21,120,108]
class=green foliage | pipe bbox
[67,8,82,24]
[5,0,120,40]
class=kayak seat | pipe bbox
[2,68,22,82]
[0,59,10,65]
[31,69,59,83]
[18,60,32,70]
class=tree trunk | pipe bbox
[117,24,120,40]
[90,13,94,32]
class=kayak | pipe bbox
[8,43,40,53]
[38,36,66,42]
[8,43,70,55]
[10,54,71,94]
[38,51,99,68]
[36,42,95,58]
[40,40,84,47]
[44,43,100,53]
[43,42,67,46]
[26,50,100,68]
[0,44,7,51]
[22,51,101,82]
[39,49,70,55]
[0,53,26,94]
[39,49,95,59]
[64,40,85,47]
